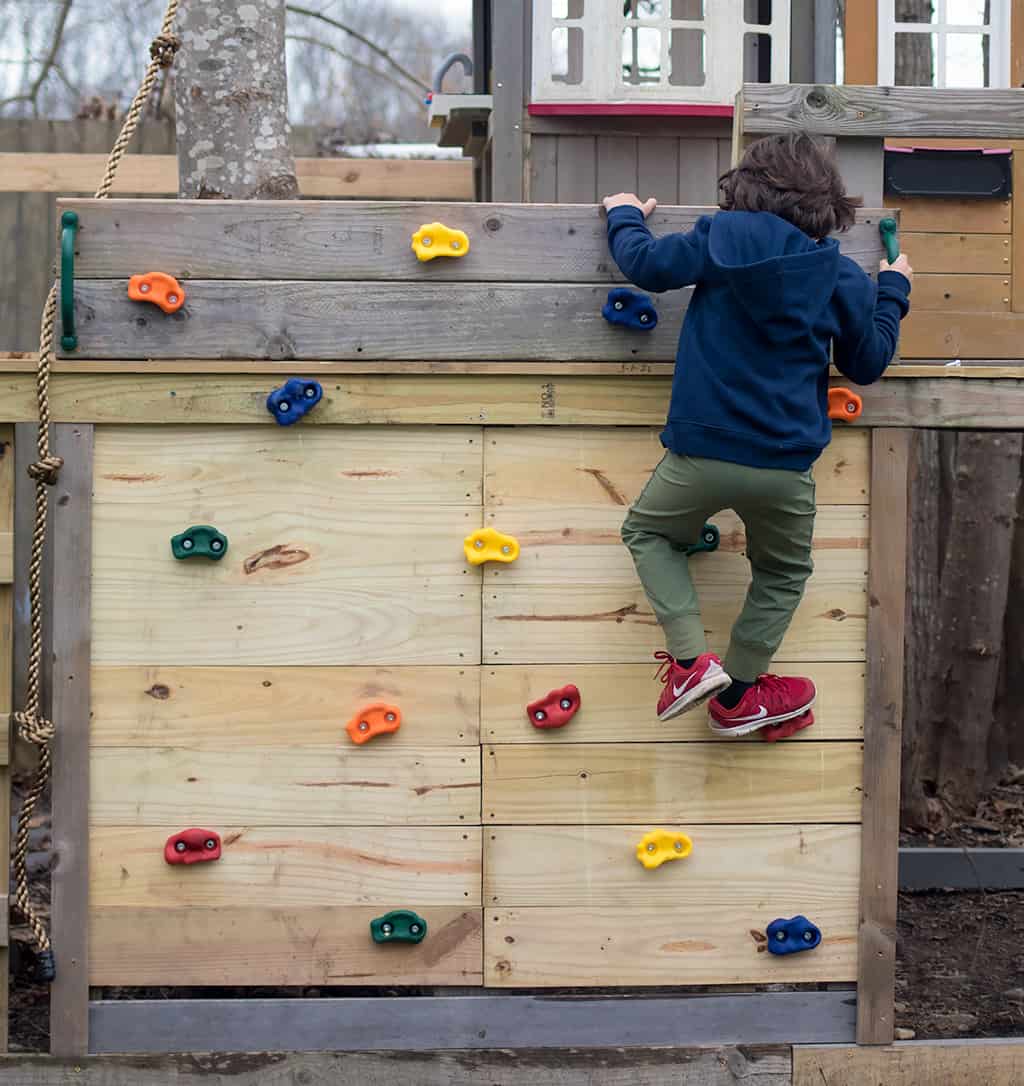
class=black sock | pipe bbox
[717,679,753,710]
[676,657,696,669]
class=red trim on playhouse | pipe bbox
[528,102,734,118]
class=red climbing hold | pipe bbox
[164,828,222,865]
[527,684,581,729]
[760,709,815,742]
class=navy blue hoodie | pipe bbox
[606,206,911,471]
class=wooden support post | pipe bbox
[0,426,14,1050]
[48,424,94,1058]
[857,429,910,1045]
[843,0,878,85]
[490,0,527,201]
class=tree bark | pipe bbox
[901,432,1024,830]
[173,0,298,199]
[894,0,934,87]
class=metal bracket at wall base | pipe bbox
[89,991,856,1054]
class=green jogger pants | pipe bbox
[620,452,816,681]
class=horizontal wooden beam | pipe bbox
[0,154,474,200]
[899,847,1024,890]
[0,373,1018,426]
[56,200,887,281]
[741,84,1024,138]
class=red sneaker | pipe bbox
[708,674,816,737]
[654,651,730,721]
[761,708,815,742]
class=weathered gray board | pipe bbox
[88,991,856,1054]
[899,848,1024,891]
[58,201,888,281]
[56,201,888,360]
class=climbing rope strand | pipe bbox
[12,0,181,981]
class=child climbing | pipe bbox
[602,132,912,736]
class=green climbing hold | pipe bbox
[685,522,720,557]
[171,525,228,561]
[370,909,427,945]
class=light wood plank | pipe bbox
[485,824,859,905]
[1013,136,1024,313]
[94,425,483,504]
[901,232,1011,274]
[91,666,479,747]
[742,84,1024,138]
[898,310,1024,359]
[842,0,878,84]
[857,430,910,1046]
[92,826,481,908]
[794,1042,1024,1086]
[484,505,868,586]
[887,197,1011,235]
[90,907,483,986]
[65,280,691,362]
[49,424,93,1057]
[485,427,870,508]
[485,904,857,986]
[58,199,888,280]
[910,274,1010,312]
[91,746,479,826]
[482,661,865,743]
[483,742,862,824]
[0,154,474,198]
[484,582,867,664]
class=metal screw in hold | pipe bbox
[534,710,546,721]
[410,924,422,934]
[210,539,223,552]
[167,294,178,305]
[139,282,151,293]
[501,545,511,554]
[421,236,433,247]
[181,538,194,550]
[175,841,187,852]
[474,539,485,549]
[647,843,656,852]
[674,840,684,852]
[803,930,815,942]
[278,401,290,413]
[359,721,370,732]
[451,240,461,250]
[205,839,217,850]
[559,698,572,710]
[381,923,393,935]
[305,386,317,398]
[385,712,396,722]
[614,301,624,310]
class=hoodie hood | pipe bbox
[708,211,840,342]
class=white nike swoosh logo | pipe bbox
[672,672,701,698]
[730,706,768,723]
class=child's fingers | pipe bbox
[641,197,658,217]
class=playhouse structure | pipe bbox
[3,2,1024,1078]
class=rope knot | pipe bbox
[27,456,64,486]
[150,32,181,68]
[14,711,55,747]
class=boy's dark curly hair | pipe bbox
[718,133,862,240]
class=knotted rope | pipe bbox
[13,0,181,981]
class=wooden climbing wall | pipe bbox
[58,199,876,991]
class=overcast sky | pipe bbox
[392,0,472,28]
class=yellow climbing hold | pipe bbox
[412,222,470,261]
[464,527,520,566]
[636,829,693,870]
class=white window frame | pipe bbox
[531,0,791,107]
[877,0,1011,88]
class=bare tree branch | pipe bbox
[0,0,74,115]
[287,33,423,105]
[287,3,430,93]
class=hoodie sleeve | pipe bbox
[832,262,911,386]
[605,207,710,293]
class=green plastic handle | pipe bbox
[879,217,900,265]
[685,522,720,558]
[60,210,79,352]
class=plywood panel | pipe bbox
[485,904,856,986]
[556,138,597,203]
[485,428,870,508]
[794,1042,1024,1086]
[677,138,720,203]
[94,426,483,506]
[482,661,865,743]
[637,139,679,204]
[910,274,1010,312]
[898,310,1024,359]
[528,134,558,203]
[484,505,868,585]
[901,232,1011,274]
[889,197,1011,234]
[484,582,867,663]
[596,136,639,197]
[92,826,481,908]
[91,746,479,826]
[60,199,890,280]
[66,280,690,362]
[90,907,482,986]
[485,824,859,906]
[91,666,480,747]
[483,742,862,824]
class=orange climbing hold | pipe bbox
[128,271,186,314]
[828,387,862,422]
[346,703,402,745]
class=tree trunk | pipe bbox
[901,431,1024,831]
[173,0,298,199]
[894,0,934,86]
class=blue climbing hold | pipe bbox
[766,915,822,955]
[266,378,323,426]
[602,288,658,331]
